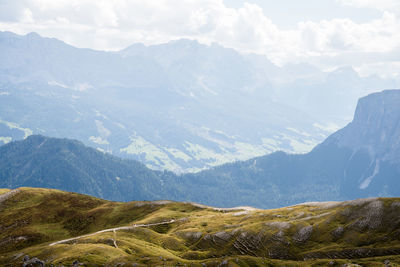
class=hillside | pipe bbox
[1,188,400,266]
[0,135,176,202]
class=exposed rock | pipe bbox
[335,90,400,162]
[344,198,379,207]
[265,221,291,230]
[232,211,248,216]
[331,226,344,238]
[22,257,44,267]
[351,200,383,230]
[199,231,232,249]
[133,200,172,207]
[177,231,203,245]
[214,231,232,241]
[274,230,285,239]
[232,231,265,257]
[297,212,332,221]
[0,189,20,205]
[303,247,400,260]
[391,202,400,208]
[293,225,313,243]
[152,200,173,205]
[267,229,292,259]
[224,224,243,229]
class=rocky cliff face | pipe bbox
[323,90,400,191]
[184,89,400,207]
[330,90,400,161]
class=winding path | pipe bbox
[49,219,179,246]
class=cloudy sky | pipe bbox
[0,0,399,78]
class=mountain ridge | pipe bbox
[1,89,399,209]
[0,134,172,201]
[1,31,398,173]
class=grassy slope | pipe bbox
[1,188,400,266]
[0,189,10,194]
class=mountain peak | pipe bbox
[169,38,200,46]
[354,89,400,124]
[327,66,359,81]
[25,31,42,39]
[327,89,400,161]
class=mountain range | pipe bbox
[1,89,399,208]
[1,31,398,173]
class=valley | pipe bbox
[1,32,397,173]
[1,2,400,266]
[1,90,400,209]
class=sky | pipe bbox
[0,0,399,79]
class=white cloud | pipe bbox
[297,12,400,54]
[336,0,400,13]
[0,0,399,79]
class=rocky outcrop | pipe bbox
[333,90,400,161]
[323,90,400,191]
[349,200,383,231]
[0,189,20,205]
[302,247,400,260]
[293,225,313,243]
[22,256,45,267]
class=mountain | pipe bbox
[1,188,400,266]
[323,89,400,192]
[1,31,397,173]
[1,90,399,209]
[0,134,177,202]
[275,66,398,124]
[184,89,400,207]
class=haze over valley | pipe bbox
[0,31,398,173]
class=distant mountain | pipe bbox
[1,31,397,172]
[324,89,400,194]
[184,89,400,207]
[1,90,399,208]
